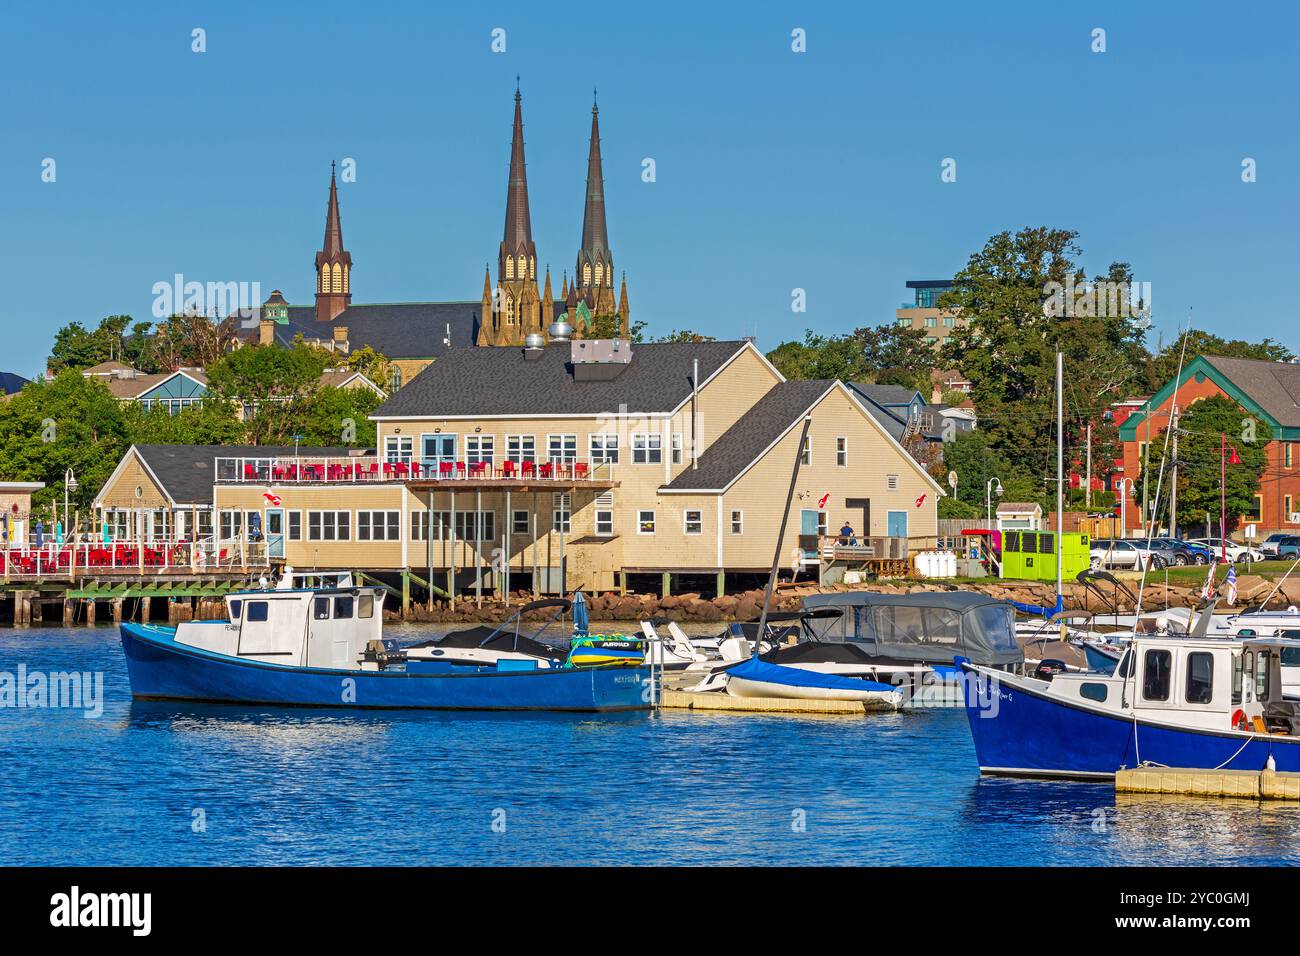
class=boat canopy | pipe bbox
[801,591,1023,667]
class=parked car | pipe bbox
[1188,538,1266,563]
[1089,538,1177,571]
[1279,536,1300,559]
[1261,533,1293,557]
[1152,538,1212,566]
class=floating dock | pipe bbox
[660,689,873,714]
[1116,766,1300,800]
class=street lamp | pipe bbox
[64,469,78,536]
[985,477,1003,526]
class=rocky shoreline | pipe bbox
[387,574,1300,623]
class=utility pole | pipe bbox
[1168,404,1180,537]
[1085,423,1093,510]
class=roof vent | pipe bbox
[523,332,546,359]
[547,319,573,342]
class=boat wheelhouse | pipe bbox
[961,634,1300,779]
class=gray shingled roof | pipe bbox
[663,380,833,491]
[1202,355,1300,428]
[373,340,748,418]
[0,372,30,395]
[849,382,923,407]
[130,444,352,505]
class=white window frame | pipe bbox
[511,510,529,535]
[358,510,400,541]
[595,492,614,536]
[836,436,848,467]
[632,433,663,464]
[684,509,703,535]
[465,434,495,466]
[589,433,619,464]
[384,435,413,464]
[887,474,899,491]
[800,436,812,466]
[506,434,536,464]
[287,510,302,541]
[638,510,656,534]
[730,510,743,535]
[307,510,351,542]
[671,433,683,465]
[547,434,578,464]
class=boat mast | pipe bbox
[1056,351,1064,618]
[756,416,813,645]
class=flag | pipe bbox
[1226,565,1238,605]
[915,493,927,508]
[262,492,282,507]
[1202,561,1217,600]
[817,493,829,509]
[1227,446,1241,465]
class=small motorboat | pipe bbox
[120,578,649,712]
[723,657,908,711]
[404,598,572,669]
[959,634,1300,778]
[639,619,712,671]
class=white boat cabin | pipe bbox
[173,582,386,671]
[1045,635,1300,735]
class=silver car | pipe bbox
[1089,538,1178,571]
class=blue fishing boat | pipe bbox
[120,576,649,712]
[958,635,1300,778]
[1079,640,1124,674]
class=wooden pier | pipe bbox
[1116,766,1300,800]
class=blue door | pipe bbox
[800,509,821,562]
[266,509,285,559]
[887,510,908,537]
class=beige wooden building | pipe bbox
[92,339,942,600]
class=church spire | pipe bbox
[489,83,541,346]
[500,84,536,275]
[315,161,352,323]
[574,95,620,320]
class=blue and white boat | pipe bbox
[120,576,650,712]
[958,635,1300,779]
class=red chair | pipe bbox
[396,462,409,478]
[539,462,554,479]
[455,461,467,478]
[500,461,517,479]
[468,461,487,478]
[439,461,453,479]
[243,463,257,480]
[367,463,379,480]
[410,462,422,478]
[575,462,589,479]
[521,460,536,478]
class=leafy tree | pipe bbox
[939,228,1150,485]
[145,313,240,372]
[48,315,137,372]
[0,372,131,522]
[266,387,382,447]
[206,345,330,444]
[766,331,864,381]
[1171,395,1267,532]
[938,497,981,519]
[855,324,934,392]
[938,431,1042,513]
[654,329,716,343]
[585,313,646,341]
[940,389,968,407]
[125,399,245,446]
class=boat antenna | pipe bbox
[1055,350,1064,626]
[1135,318,1192,619]
[756,416,813,648]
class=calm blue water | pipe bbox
[2,625,1299,866]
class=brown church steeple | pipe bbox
[314,162,352,323]
[573,94,627,336]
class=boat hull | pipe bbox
[121,623,649,712]
[959,662,1300,779]
[724,657,906,710]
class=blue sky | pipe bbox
[3,0,1297,376]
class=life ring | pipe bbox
[1232,709,1249,731]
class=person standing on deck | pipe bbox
[839,521,857,547]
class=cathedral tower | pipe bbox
[315,162,352,323]
[572,96,628,337]
[479,85,542,346]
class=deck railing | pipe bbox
[0,535,268,578]
[215,456,616,484]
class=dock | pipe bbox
[660,689,874,714]
[1116,766,1300,800]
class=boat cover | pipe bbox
[726,657,897,693]
[801,591,1022,667]
[410,626,565,660]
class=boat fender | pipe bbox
[1232,708,1249,731]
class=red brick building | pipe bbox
[1118,355,1300,535]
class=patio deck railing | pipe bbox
[0,535,268,578]
[214,455,616,484]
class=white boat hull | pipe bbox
[726,675,905,710]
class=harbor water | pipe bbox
[3,624,1300,866]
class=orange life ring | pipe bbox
[1232,709,1248,731]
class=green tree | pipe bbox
[206,345,330,444]
[766,331,864,381]
[48,315,140,372]
[654,329,716,343]
[1171,395,1267,531]
[939,228,1150,485]
[938,431,1042,514]
[585,314,646,341]
[271,387,383,447]
[125,399,245,445]
[0,372,131,521]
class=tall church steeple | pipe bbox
[480,82,542,346]
[315,162,352,323]
[573,94,627,336]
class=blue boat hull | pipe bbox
[959,662,1300,779]
[121,623,650,712]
